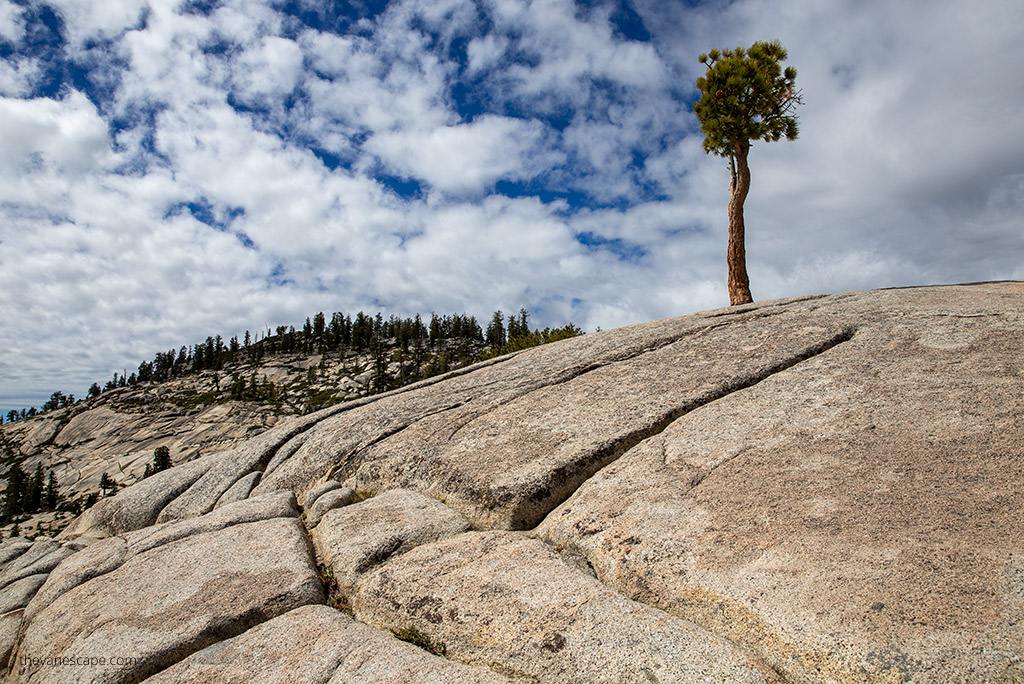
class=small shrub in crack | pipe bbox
[315,561,351,615]
[390,626,447,657]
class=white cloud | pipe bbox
[489,0,666,102]
[47,0,149,45]
[233,36,304,104]
[365,115,555,193]
[0,0,25,42]
[300,22,454,138]
[0,91,109,182]
[1,0,1023,412]
[466,34,508,74]
[0,56,41,98]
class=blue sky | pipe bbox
[2,0,1023,414]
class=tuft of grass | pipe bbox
[390,626,447,657]
[315,561,351,615]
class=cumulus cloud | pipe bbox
[365,115,557,193]
[44,0,149,45]
[0,0,25,42]
[0,91,109,192]
[233,35,304,104]
[1,0,1022,412]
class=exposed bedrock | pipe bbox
[10,495,322,684]
[353,530,781,683]
[9,282,1021,683]
[537,283,1024,682]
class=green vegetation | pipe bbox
[143,446,172,478]
[478,323,584,361]
[3,306,583,420]
[98,472,117,497]
[390,626,447,657]
[694,40,802,305]
[1,460,67,527]
[315,561,350,615]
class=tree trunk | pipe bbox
[727,142,753,305]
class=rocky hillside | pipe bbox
[0,332,501,537]
[1,282,1022,683]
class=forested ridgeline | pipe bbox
[3,308,582,423]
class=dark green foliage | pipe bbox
[45,471,59,510]
[479,323,584,361]
[1,463,62,522]
[42,391,71,412]
[390,626,447,657]
[507,308,530,341]
[25,463,43,512]
[98,472,116,496]
[144,446,172,478]
[694,40,801,158]
[153,446,171,472]
[370,333,391,394]
[2,464,25,522]
[486,310,506,347]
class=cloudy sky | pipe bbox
[1,0,1022,414]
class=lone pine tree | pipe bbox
[694,40,802,305]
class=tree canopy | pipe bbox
[693,39,802,306]
[694,40,801,159]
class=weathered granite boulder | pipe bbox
[248,309,749,503]
[212,471,261,509]
[11,517,323,683]
[145,604,512,683]
[153,406,349,523]
[17,417,62,455]
[0,574,48,615]
[0,538,84,669]
[56,454,218,542]
[346,316,852,529]
[26,491,300,623]
[302,478,345,507]
[1,282,1020,682]
[312,489,473,597]
[0,613,21,669]
[0,574,47,663]
[536,283,1024,682]
[252,304,853,532]
[0,539,78,591]
[353,530,779,682]
[53,408,129,448]
[303,486,356,528]
[0,539,33,566]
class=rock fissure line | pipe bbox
[294,498,514,684]
[324,400,472,486]
[529,326,859,684]
[250,314,790,512]
[438,320,748,449]
[154,359,513,520]
[249,353,530,482]
[527,327,858,675]
[514,325,858,532]
[311,322,742,496]
[686,445,754,491]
